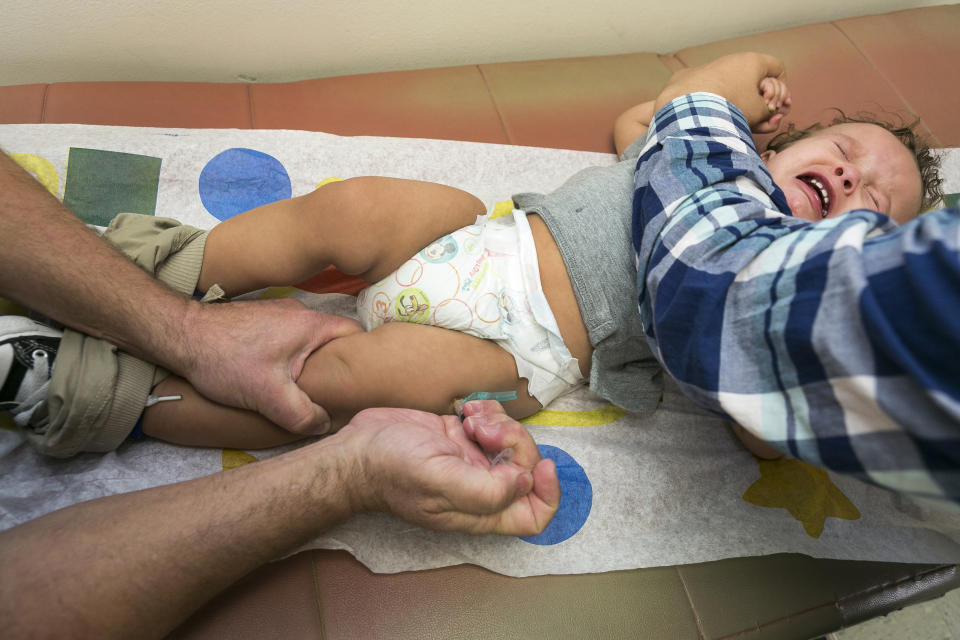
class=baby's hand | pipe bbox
[759,76,790,112]
[753,76,792,133]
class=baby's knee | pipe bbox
[305,176,386,212]
[299,176,354,219]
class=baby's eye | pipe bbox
[834,141,848,158]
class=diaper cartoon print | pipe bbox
[356,209,583,407]
[420,235,458,263]
[394,287,431,323]
[358,222,487,332]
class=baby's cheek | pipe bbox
[784,190,814,221]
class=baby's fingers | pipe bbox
[758,78,776,110]
[759,77,775,100]
[759,77,789,112]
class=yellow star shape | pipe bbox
[742,457,860,538]
[520,404,627,427]
[222,449,258,470]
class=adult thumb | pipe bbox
[265,380,332,435]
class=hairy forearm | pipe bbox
[0,150,192,363]
[0,437,350,639]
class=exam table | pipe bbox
[2,5,957,638]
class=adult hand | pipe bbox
[655,52,789,131]
[177,298,362,434]
[339,400,560,535]
[0,400,556,638]
[0,150,362,435]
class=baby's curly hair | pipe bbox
[765,110,944,212]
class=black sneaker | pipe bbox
[0,316,62,427]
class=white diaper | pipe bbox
[356,209,583,406]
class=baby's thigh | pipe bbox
[297,322,542,429]
[306,177,485,281]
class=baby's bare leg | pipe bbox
[200,177,485,296]
[297,322,543,431]
[141,376,305,449]
[140,323,542,448]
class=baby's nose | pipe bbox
[835,163,861,193]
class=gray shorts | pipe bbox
[24,214,210,457]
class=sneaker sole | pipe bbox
[0,315,62,344]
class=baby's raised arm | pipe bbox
[613,53,791,155]
[655,52,789,128]
[613,100,655,156]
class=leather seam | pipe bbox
[247,84,256,129]
[676,568,707,639]
[310,552,327,640]
[476,65,511,144]
[40,84,50,123]
[828,20,940,147]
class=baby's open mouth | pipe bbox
[797,173,832,218]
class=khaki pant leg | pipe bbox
[22,214,210,457]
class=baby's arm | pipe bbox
[654,52,791,132]
[614,56,791,156]
[613,100,655,156]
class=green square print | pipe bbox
[63,148,162,226]
[945,193,959,209]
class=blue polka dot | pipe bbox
[520,445,592,545]
[198,148,291,221]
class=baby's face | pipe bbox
[761,123,923,225]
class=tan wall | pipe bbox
[0,0,952,85]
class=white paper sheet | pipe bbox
[1,125,958,577]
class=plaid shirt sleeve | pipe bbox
[632,92,960,508]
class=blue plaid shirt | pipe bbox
[632,93,960,508]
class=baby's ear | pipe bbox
[760,149,776,164]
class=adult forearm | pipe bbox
[0,403,558,637]
[1,149,364,433]
[0,150,191,361]
[0,437,349,639]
